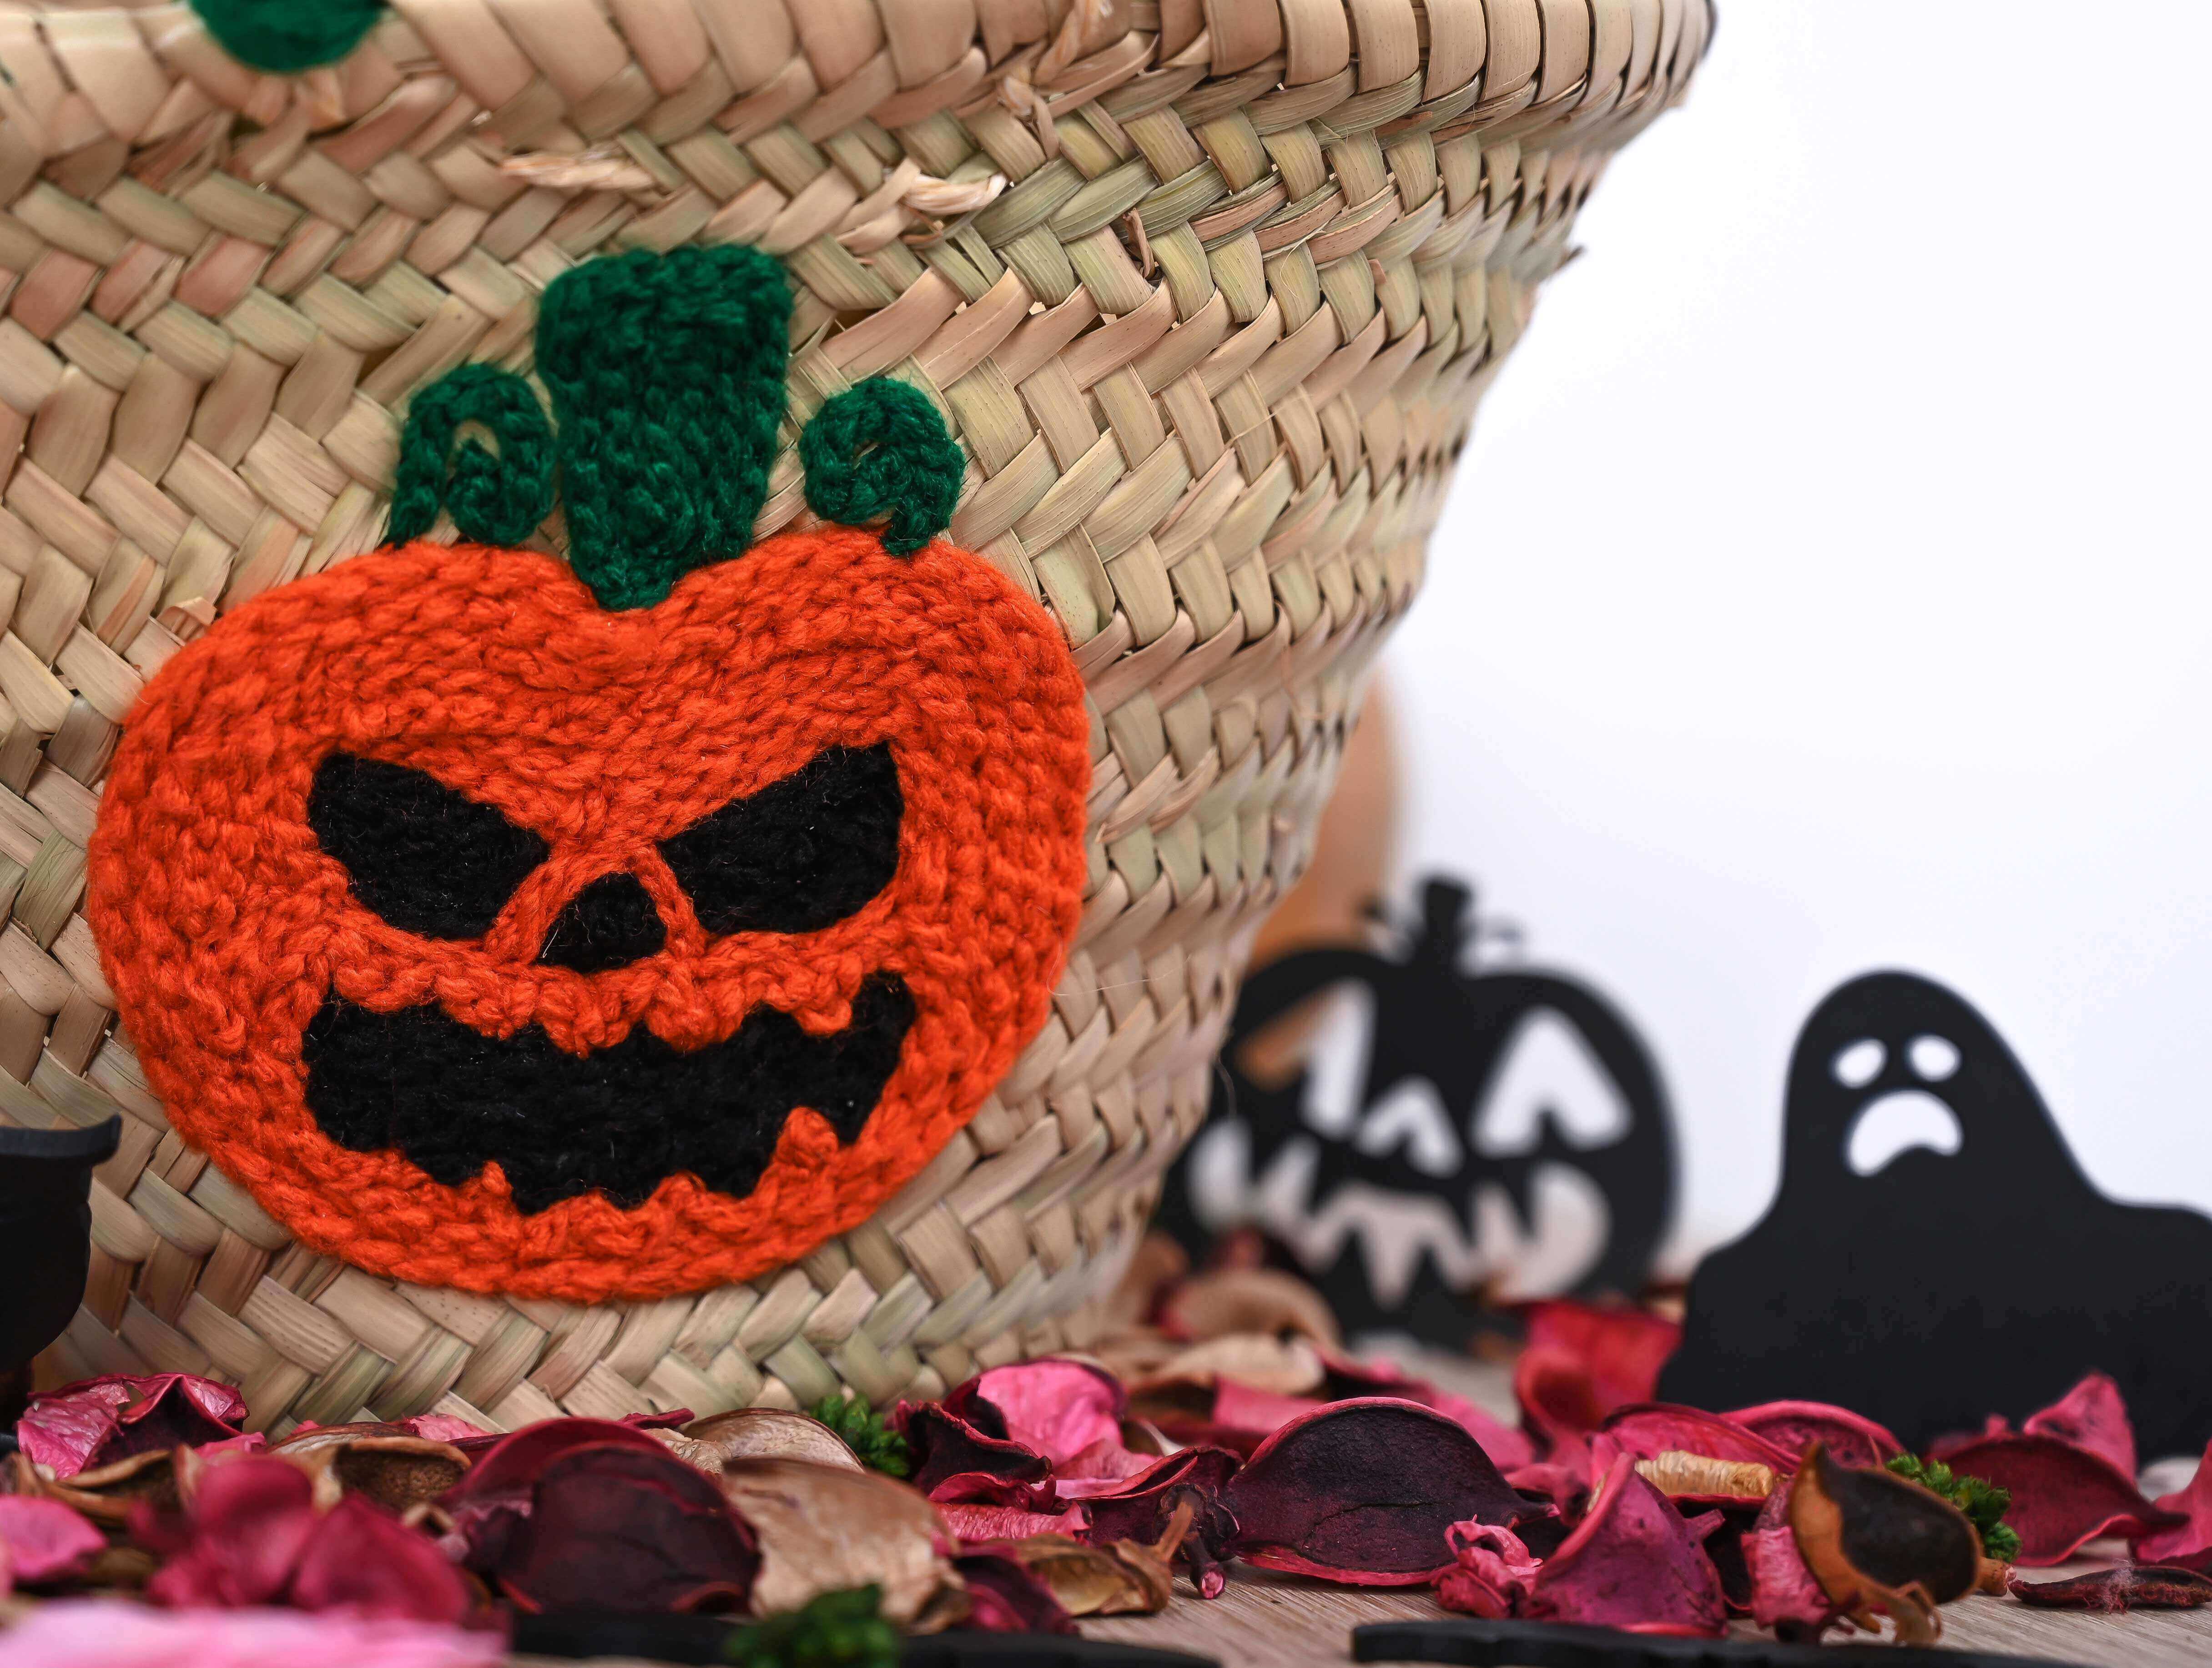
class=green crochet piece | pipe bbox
[800,379,963,555]
[537,245,793,611]
[191,0,385,73]
[388,364,555,549]
[724,1587,898,1668]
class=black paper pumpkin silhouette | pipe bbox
[1163,877,1675,1342]
[1661,970,2212,1458]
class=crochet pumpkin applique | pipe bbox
[86,246,1092,1304]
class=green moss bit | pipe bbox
[537,245,793,611]
[725,1586,899,1668]
[800,378,964,555]
[191,0,385,74]
[1888,1453,2022,1562]
[810,1393,912,1479]
[388,364,555,549]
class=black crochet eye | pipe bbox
[659,744,902,935]
[308,753,549,939]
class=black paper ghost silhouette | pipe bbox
[1661,970,2212,1458]
[1,1116,118,1382]
[1161,877,1674,1344]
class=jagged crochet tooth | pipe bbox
[536,245,794,611]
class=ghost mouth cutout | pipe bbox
[300,738,911,1211]
[1831,1033,1968,1177]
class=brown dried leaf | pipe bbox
[1125,1334,1326,1397]
[270,1424,470,1512]
[684,1409,863,1472]
[1789,1444,1979,1647]
[1001,1533,1175,1616]
[14,1446,175,1527]
[1161,1268,1340,1349]
[1100,1232,1189,1333]
[717,1457,962,1630]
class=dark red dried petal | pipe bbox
[141,1456,320,1609]
[2022,1372,2137,1479]
[1521,1452,1727,1635]
[1726,1401,1900,1471]
[1313,1355,1536,1471]
[953,1549,1082,1633]
[1937,1433,2184,1565]
[495,1444,757,1614]
[2009,1564,2212,1612]
[1599,1405,1796,1472]
[1513,1303,1680,1451]
[2136,1442,2212,1568]
[287,1494,474,1623]
[444,1416,675,1506]
[1077,1446,1240,1600]
[1224,1398,1549,1586]
[1741,1477,1837,1636]
[1434,1522,1538,1619]
[892,1400,1053,1502]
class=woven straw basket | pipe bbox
[0,0,1708,1436]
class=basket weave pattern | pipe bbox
[0,0,1707,1431]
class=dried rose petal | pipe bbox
[953,1550,1081,1634]
[287,1494,474,1624]
[1503,1461,1590,1520]
[1434,1521,1539,1619]
[1600,1405,1797,1473]
[2022,1373,2137,1479]
[1937,1433,2183,1565]
[1078,1447,1240,1600]
[1727,1401,1901,1471]
[2009,1564,2212,1612]
[971,1360,1127,1467]
[986,1533,1173,1616]
[681,1409,862,1472]
[396,1414,489,1444]
[493,1444,757,1614]
[0,1496,107,1586]
[717,1457,961,1629]
[1518,1452,1726,1635]
[892,1399,1053,1504]
[1789,1443,1978,1646]
[1224,1398,1551,1586]
[19,1374,247,1478]
[1124,1333,1326,1398]
[1742,1478,1837,1637]
[138,1457,320,1609]
[2136,1444,2212,1569]
[1513,1302,1680,1451]
[941,1502,1089,1543]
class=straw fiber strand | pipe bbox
[0,0,1709,1430]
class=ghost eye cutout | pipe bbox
[659,743,902,935]
[1909,1034,1961,1081]
[1831,1038,1886,1089]
[308,752,549,938]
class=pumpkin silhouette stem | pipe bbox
[536,245,794,611]
[1365,877,1522,971]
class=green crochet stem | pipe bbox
[388,364,555,549]
[800,379,963,556]
[537,245,792,612]
[191,0,385,73]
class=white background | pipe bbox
[1381,3,2212,1270]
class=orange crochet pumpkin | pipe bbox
[85,247,1091,1302]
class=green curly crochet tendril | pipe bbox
[388,363,555,550]
[800,379,964,556]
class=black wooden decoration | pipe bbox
[0,1116,119,1376]
[1161,877,1674,1343]
[1661,970,2212,1459]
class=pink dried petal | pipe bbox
[1937,1433,2183,1565]
[0,1600,504,1668]
[892,1400,1053,1503]
[1726,1401,1900,1471]
[1741,1480,1837,1635]
[953,1550,1082,1633]
[972,1361,1126,1467]
[1051,1436,1154,1497]
[0,1496,107,1585]
[289,1495,474,1624]
[1522,1452,1728,1635]
[18,1374,248,1479]
[1599,1405,1797,1472]
[1224,1399,1550,1586]
[941,1503,1090,1544]
[2023,1373,2137,1479]
[2134,1441,2212,1568]
[1434,1521,1538,1619]
[142,1456,322,1610]
[399,1415,490,1445]
[1514,1302,1680,1449]
[1504,1461,1591,1520]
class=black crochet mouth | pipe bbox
[301,973,916,1212]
